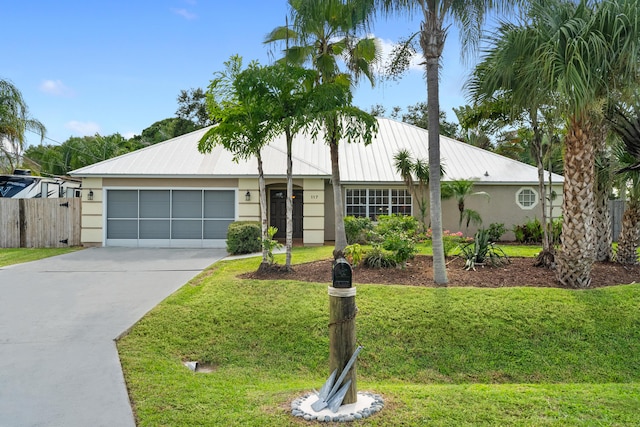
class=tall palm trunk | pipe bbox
[421,9,448,285]
[593,122,613,262]
[285,127,293,269]
[331,136,347,259]
[616,201,640,264]
[556,118,595,288]
[257,153,270,270]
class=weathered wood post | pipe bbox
[329,257,357,404]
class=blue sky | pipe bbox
[3,1,474,149]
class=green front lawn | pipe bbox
[118,247,640,426]
[0,247,80,267]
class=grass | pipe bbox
[118,246,640,426]
[0,247,81,267]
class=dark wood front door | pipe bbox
[270,189,303,239]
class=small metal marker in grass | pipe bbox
[291,258,384,422]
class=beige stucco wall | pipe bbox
[303,179,325,245]
[440,183,564,240]
[80,177,104,246]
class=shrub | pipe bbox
[261,226,283,264]
[344,216,374,244]
[459,228,510,271]
[226,221,261,255]
[344,243,364,267]
[425,229,467,256]
[487,222,506,242]
[513,218,543,244]
[375,214,418,237]
[382,232,418,267]
[363,246,397,268]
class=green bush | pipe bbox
[459,228,510,270]
[226,221,261,255]
[512,217,562,244]
[487,222,506,242]
[362,246,397,268]
[344,216,374,244]
[375,214,418,237]
[382,232,418,267]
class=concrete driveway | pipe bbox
[0,247,227,427]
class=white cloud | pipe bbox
[40,79,75,97]
[65,121,101,136]
[122,131,137,139]
[172,8,197,20]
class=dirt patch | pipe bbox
[243,255,640,288]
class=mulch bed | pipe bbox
[242,255,640,288]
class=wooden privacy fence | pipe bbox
[0,198,81,248]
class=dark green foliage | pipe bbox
[344,216,373,244]
[513,217,562,244]
[382,232,418,267]
[487,222,506,242]
[375,214,418,236]
[362,245,397,268]
[226,221,261,255]
[459,228,510,270]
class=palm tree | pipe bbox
[609,104,640,264]
[466,0,640,287]
[442,179,489,231]
[0,79,46,172]
[374,0,517,285]
[199,56,279,271]
[394,149,431,228]
[265,0,379,260]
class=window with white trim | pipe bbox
[345,188,412,220]
[516,187,538,209]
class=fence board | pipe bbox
[0,198,81,248]
[610,199,625,243]
[0,199,20,247]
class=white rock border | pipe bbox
[291,391,384,422]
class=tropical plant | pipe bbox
[487,222,506,242]
[394,149,433,228]
[374,213,418,237]
[199,56,278,271]
[467,0,640,287]
[266,0,379,260]
[344,243,364,267]
[458,228,510,271]
[442,179,489,229]
[382,231,418,268]
[362,245,397,268]
[0,79,46,172]
[262,226,284,265]
[609,104,640,264]
[376,0,516,285]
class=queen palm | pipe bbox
[374,0,517,285]
[467,0,640,287]
[266,0,379,259]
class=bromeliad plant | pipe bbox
[458,228,510,271]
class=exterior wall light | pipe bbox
[245,191,251,201]
[88,190,94,201]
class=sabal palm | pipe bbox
[469,0,640,287]
[266,0,379,259]
[374,0,516,285]
[0,79,46,173]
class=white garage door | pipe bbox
[105,189,235,248]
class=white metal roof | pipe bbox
[70,117,563,184]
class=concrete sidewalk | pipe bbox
[0,247,226,427]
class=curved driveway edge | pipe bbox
[0,247,226,427]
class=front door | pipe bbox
[269,189,303,239]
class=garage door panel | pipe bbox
[204,220,233,239]
[140,190,170,218]
[204,191,234,218]
[172,220,202,239]
[139,220,170,239]
[107,190,137,218]
[107,220,137,239]
[173,191,202,218]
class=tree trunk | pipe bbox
[616,202,640,265]
[421,10,448,285]
[555,119,595,288]
[257,154,270,270]
[592,123,613,262]
[285,127,293,270]
[331,138,347,259]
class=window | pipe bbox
[516,187,538,209]
[345,188,412,220]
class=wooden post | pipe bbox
[329,258,357,405]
